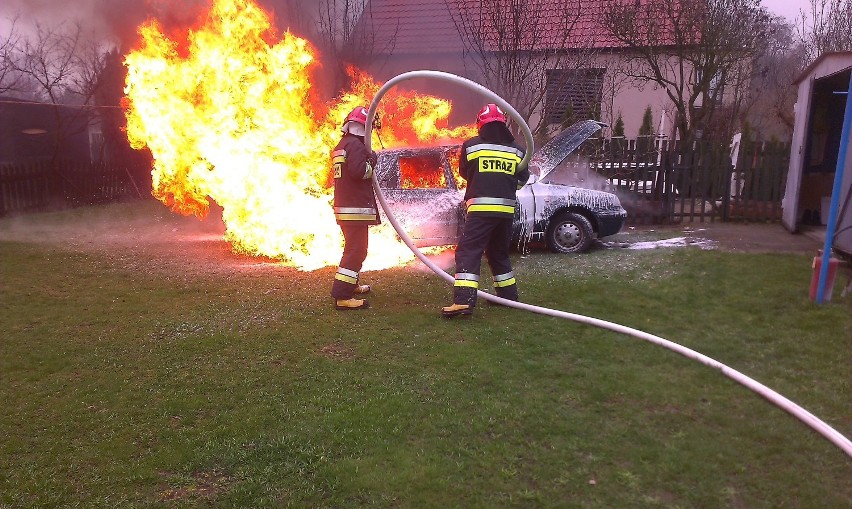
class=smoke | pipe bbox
[0,0,394,106]
[1,0,319,49]
[102,1,207,47]
[0,0,194,47]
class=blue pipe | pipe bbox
[816,72,852,303]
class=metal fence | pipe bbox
[0,160,152,216]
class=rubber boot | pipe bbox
[335,298,370,310]
[441,303,473,318]
[489,286,518,306]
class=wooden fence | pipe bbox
[1,138,790,225]
[559,138,791,225]
[0,160,152,216]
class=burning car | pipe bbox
[374,120,627,253]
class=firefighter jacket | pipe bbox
[331,134,380,226]
[459,126,530,218]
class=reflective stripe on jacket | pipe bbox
[465,197,516,215]
[460,133,529,218]
[331,134,380,225]
[334,206,378,222]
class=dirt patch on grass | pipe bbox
[159,469,233,502]
[318,341,356,360]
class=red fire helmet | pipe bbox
[345,106,368,125]
[476,103,507,129]
[341,106,368,135]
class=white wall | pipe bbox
[782,52,852,236]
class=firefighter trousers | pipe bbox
[451,214,518,307]
[331,223,369,299]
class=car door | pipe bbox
[379,147,462,247]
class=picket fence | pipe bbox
[0,160,151,216]
[556,137,790,225]
[1,138,790,225]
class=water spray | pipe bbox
[365,70,852,458]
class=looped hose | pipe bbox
[365,70,852,458]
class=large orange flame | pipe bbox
[123,0,474,271]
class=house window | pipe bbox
[545,68,605,125]
[708,71,725,104]
[695,68,725,105]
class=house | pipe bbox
[0,98,98,164]
[781,51,852,256]
[353,0,728,141]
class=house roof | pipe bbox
[793,51,852,85]
[358,0,464,55]
[357,0,628,56]
[537,1,626,50]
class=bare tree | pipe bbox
[315,0,397,93]
[738,17,803,141]
[596,53,631,137]
[445,0,585,138]
[10,20,110,162]
[265,0,317,39]
[0,16,22,95]
[603,0,773,148]
[11,21,111,104]
[798,0,852,64]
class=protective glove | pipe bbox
[374,113,382,130]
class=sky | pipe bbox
[761,0,812,23]
[0,0,817,47]
[0,1,315,47]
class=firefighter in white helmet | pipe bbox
[330,106,380,310]
[442,103,530,317]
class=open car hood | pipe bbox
[529,120,605,182]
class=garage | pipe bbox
[782,51,852,256]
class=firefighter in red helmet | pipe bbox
[441,103,530,317]
[330,106,380,310]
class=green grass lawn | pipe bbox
[1,202,850,508]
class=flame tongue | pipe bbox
[124,0,474,271]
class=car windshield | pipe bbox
[399,152,446,189]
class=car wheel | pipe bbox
[545,212,594,253]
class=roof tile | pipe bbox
[356,0,630,55]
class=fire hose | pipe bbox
[364,70,852,458]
